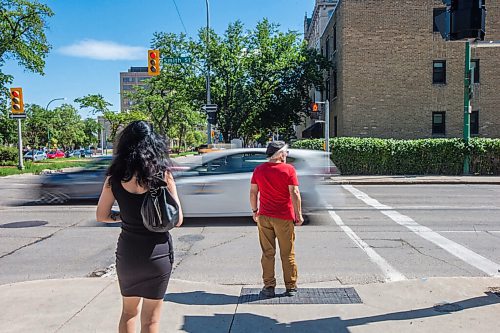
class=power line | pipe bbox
[172,0,188,34]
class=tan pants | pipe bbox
[257,215,298,289]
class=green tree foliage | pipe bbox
[0,105,17,145]
[0,0,54,100]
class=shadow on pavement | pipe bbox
[180,292,500,333]
[165,291,239,305]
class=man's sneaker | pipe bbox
[260,286,275,298]
[285,288,298,297]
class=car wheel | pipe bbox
[39,191,70,204]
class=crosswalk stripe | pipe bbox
[342,185,500,277]
[326,207,407,282]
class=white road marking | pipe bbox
[342,185,500,277]
[327,207,407,282]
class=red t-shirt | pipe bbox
[251,162,299,221]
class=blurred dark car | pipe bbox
[38,157,111,203]
[37,156,184,204]
[80,148,93,158]
[65,150,76,158]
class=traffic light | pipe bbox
[148,50,160,76]
[312,103,318,112]
[10,88,24,114]
[435,0,486,41]
[207,112,217,125]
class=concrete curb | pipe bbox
[323,176,500,185]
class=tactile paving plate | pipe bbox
[239,288,362,304]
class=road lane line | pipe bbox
[326,207,407,282]
[342,185,500,277]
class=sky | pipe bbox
[4,0,314,118]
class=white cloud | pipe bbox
[58,39,147,60]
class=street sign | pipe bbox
[9,113,27,119]
[165,57,192,64]
[202,104,218,112]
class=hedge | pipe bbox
[0,146,18,166]
[291,137,500,175]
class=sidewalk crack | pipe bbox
[54,280,114,332]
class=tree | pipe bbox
[0,0,54,100]
[0,106,17,145]
[129,33,205,139]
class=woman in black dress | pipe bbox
[96,121,183,333]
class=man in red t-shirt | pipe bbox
[250,141,304,298]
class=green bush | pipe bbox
[0,146,18,166]
[292,137,499,175]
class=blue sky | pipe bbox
[4,0,314,118]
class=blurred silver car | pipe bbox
[37,149,338,219]
[24,150,47,162]
[175,148,338,218]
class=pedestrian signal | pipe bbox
[10,88,24,114]
[148,50,160,76]
[312,103,318,112]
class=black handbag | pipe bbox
[141,172,179,232]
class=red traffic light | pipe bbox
[149,52,156,59]
[12,90,20,98]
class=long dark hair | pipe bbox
[107,121,172,188]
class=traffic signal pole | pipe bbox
[463,41,471,175]
[205,0,212,145]
[17,119,24,170]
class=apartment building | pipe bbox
[119,66,150,112]
[302,0,499,139]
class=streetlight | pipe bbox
[46,97,66,148]
[205,0,212,145]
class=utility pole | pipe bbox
[462,41,471,175]
[205,0,212,145]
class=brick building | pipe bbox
[303,0,500,139]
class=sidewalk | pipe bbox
[327,175,500,185]
[1,277,499,332]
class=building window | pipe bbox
[333,71,338,98]
[433,8,446,32]
[122,85,134,91]
[432,112,446,135]
[137,77,149,83]
[471,59,480,83]
[333,25,337,51]
[325,37,330,59]
[433,60,446,84]
[471,110,479,135]
[122,77,135,83]
[334,116,338,137]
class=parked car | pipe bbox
[80,148,93,158]
[65,150,76,158]
[23,150,47,162]
[47,150,65,159]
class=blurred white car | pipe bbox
[23,150,47,162]
[175,148,338,218]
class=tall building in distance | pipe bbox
[119,67,149,112]
[301,0,500,139]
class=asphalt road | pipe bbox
[1,176,499,287]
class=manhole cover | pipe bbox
[178,234,205,242]
[239,288,362,304]
[433,302,463,313]
[0,220,48,228]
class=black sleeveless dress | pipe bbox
[111,176,174,300]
